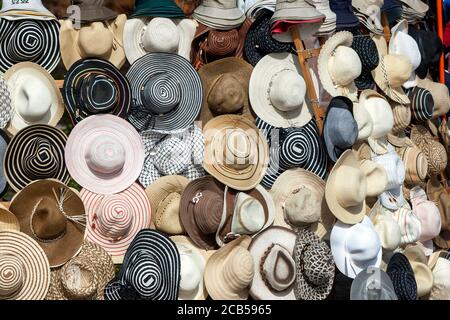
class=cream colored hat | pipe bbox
[353,101,373,141]
[359,159,388,197]
[429,256,450,300]
[391,102,412,134]
[403,244,434,298]
[368,201,402,251]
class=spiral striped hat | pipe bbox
[404,87,434,122]
[104,229,181,300]
[0,19,60,73]
[81,182,151,264]
[127,52,202,132]
[0,231,50,300]
[4,124,70,192]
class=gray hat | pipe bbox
[350,267,398,300]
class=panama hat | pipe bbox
[410,186,442,242]
[391,102,412,134]
[417,77,450,118]
[3,62,64,135]
[81,182,151,264]
[63,0,118,23]
[203,115,269,191]
[59,15,127,70]
[249,52,318,128]
[63,58,131,124]
[127,52,202,132]
[270,168,335,240]
[249,227,297,300]
[0,19,60,73]
[4,125,70,192]
[65,114,144,195]
[386,252,418,300]
[294,229,335,300]
[145,175,188,235]
[397,146,428,186]
[193,0,246,30]
[403,245,434,297]
[199,57,255,124]
[350,267,398,300]
[46,241,115,300]
[0,75,13,130]
[331,216,382,279]
[131,0,186,18]
[124,17,197,64]
[171,235,210,300]
[0,0,54,19]
[0,230,50,300]
[105,230,181,300]
[9,180,86,268]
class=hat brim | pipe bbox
[0,207,20,231]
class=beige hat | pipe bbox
[387,131,415,149]
[391,102,412,134]
[403,245,434,298]
[368,202,402,251]
[429,255,450,300]
[417,77,450,119]
[145,175,188,235]
[0,208,20,231]
[360,159,388,197]
[59,15,127,70]
[270,168,335,240]
[353,101,373,142]
[204,235,254,300]
[397,146,428,186]
[318,31,361,101]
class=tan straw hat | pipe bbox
[403,245,434,298]
[0,207,20,231]
[417,77,450,118]
[391,102,412,134]
[397,146,428,186]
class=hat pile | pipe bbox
[352,0,384,34]
[399,0,428,23]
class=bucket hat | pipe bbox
[4,125,70,192]
[63,58,132,124]
[9,180,86,268]
[352,0,384,34]
[404,86,434,122]
[403,245,434,297]
[59,15,127,70]
[417,77,450,118]
[330,0,360,30]
[127,52,202,132]
[410,186,442,242]
[193,0,246,30]
[0,75,13,130]
[81,182,151,264]
[64,0,118,23]
[46,241,115,300]
[305,0,337,35]
[105,230,181,300]
[427,177,450,249]
[0,230,50,300]
[131,0,186,18]
[0,0,54,19]
[351,34,379,90]
[350,267,398,300]
[386,252,418,300]
[3,62,65,135]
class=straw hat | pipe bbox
[0,130,10,197]
[65,114,145,195]
[204,235,254,300]
[171,236,210,300]
[3,62,64,135]
[391,102,412,134]
[410,186,442,242]
[368,201,401,251]
[270,168,335,240]
[318,31,361,101]
[203,115,269,191]
[386,252,418,300]
[429,255,450,300]
[248,227,297,300]
[250,52,319,128]
[0,207,20,231]
[59,15,127,70]
[9,180,86,268]
[46,241,115,300]
[417,77,450,118]
[403,245,434,297]
[81,182,151,264]
[199,57,255,124]
[396,146,428,186]
[0,230,50,300]
[145,175,189,235]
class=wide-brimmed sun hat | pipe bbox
[9,179,87,268]
[81,182,151,264]
[65,114,145,195]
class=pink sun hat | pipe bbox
[81,182,151,264]
[65,114,145,195]
[410,186,442,242]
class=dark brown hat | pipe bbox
[9,179,86,268]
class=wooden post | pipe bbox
[381,13,391,44]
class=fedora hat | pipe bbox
[350,267,398,300]
[46,241,115,300]
[427,176,450,249]
[179,176,225,250]
[403,245,434,297]
[249,52,317,128]
[199,58,255,124]
[124,17,197,64]
[351,34,379,90]
[0,0,54,19]
[294,229,335,300]
[331,216,382,279]
[139,125,206,188]
[203,115,269,191]
[145,175,188,235]
[131,0,186,18]
[324,96,358,162]
[65,114,144,195]
[204,235,254,300]
[0,19,60,73]
[0,207,19,231]
[81,182,151,264]
[405,86,434,122]
[0,130,10,197]
[270,168,335,240]
[127,52,202,132]
[249,227,297,300]
[4,125,70,192]
[386,252,418,300]
[3,62,64,135]
[0,75,12,130]
[63,58,132,124]
[397,145,428,186]
[318,31,362,101]
[9,180,86,268]
[64,0,117,23]
[0,230,50,300]
[59,14,126,70]
[417,77,450,118]
[193,0,245,30]
[105,230,181,300]
[330,0,360,30]
[410,186,442,242]
[391,102,412,134]
[170,236,210,300]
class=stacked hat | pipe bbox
[330,0,360,30]
[398,0,428,23]
[381,0,403,28]
[245,0,276,18]
[193,0,246,30]
[351,34,379,90]
[305,0,337,35]
[131,0,186,18]
[352,0,384,34]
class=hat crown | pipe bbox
[302,242,334,286]
[222,128,256,171]
[223,246,254,291]
[31,196,67,241]
[383,55,412,87]
[206,30,239,56]
[284,188,321,226]
[335,165,367,208]
[261,244,296,292]
[232,192,265,234]
[126,251,163,299]
[60,259,98,299]
[85,136,126,175]
[152,135,191,175]
[142,18,180,54]
[373,153,405,189]
[351,35,379,71]
[362,95,394,139]
[23,137,59,179]
[179,247,202,297]
[390,30,421,71]
[78,23,113,59]
[207,74,245,115]
[328,46,362,86]
[77,73,118,114]
[345,223,381,265]
[269,70,306,112]
[327,107,358,149]
[193,191,223,235]
[7,21,45,62]
[140,72,181,115]
[96,194,134,240]
[0,255,25,298]
[15,74,52,123]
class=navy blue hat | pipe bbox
[386,253,417,300]
[351,34,379,90]
[381,0,402,27]
[330,0,360,30]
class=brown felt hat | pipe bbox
[9,179,86,268]
[198,57,255,124]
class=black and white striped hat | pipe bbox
[104,229,181,300]
[126,52,202,132]
[0,19,60,73]
[4,124,70,192]
[405,86,434,122]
